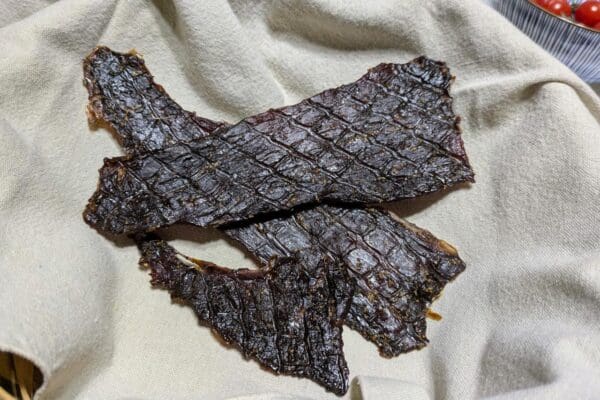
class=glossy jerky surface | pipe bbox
[84,47,226,154]
[82,47,468,356]
[137,236,352,395]
[84,51,474,234]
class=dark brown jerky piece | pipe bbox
[82,47,467,356]
[84,46,226,153]
[84,53,474,234]
[226,206,464,356]
[137,235,353,395]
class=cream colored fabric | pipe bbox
[1,0,599,399]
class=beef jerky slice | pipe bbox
[82,47,467,356]
[226,206,464,356]
[137,235,352,395]
[84,47,227,153]
[84,49,474,234]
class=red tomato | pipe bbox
[575,1,600,27]
[535,0,553,7]
[594,21,600,30]
[544,0,572,17]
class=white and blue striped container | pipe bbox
[488,0,600,83]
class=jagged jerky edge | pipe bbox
[84,46,227,153]
[137,235,352,395]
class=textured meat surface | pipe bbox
[82,47,468,356]
[83,46,227,154]
[84,51,474,234]
[226,206,465,356]
[137,236,352,395]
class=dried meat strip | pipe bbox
[82,47,467,356]
[225,206,464,356]
[83,50,474,234]
[84,47,227,154]
[137,235,353,395]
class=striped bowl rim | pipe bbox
[527,0,600,34]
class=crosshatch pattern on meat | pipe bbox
[82,47,469,357]
[84,48,474,234]
[138,236,353,395]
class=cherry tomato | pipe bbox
[535,0,553,7]
[594,21,600,30]
[575,1,600,27]
[543,0,572,17]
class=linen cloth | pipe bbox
[1,0,599,399]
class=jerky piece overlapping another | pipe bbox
[137,235,354,395]
[82,47,473,394]
[226,206,464,355]
[83,48,474,234]
[84,47,467,356]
